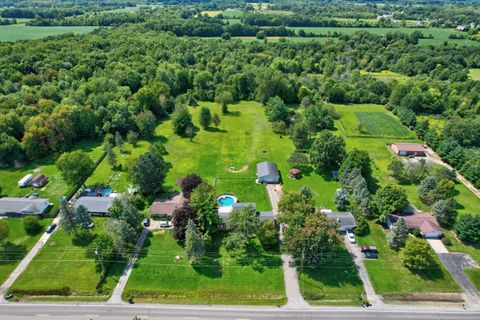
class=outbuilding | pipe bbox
[0,197,50,215]
[31,174,48,188]
[257,161,280,184]
[18,174,34,188]
[391,143,426,157]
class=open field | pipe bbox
[360,70,410,83]
[357,221,460,296]
[123,230,286,305]
[221,10,243,18]
[0,218,52,285]
[298,246,365,306]
[200,36,331,43]
[9,217,125,301]
[0,24,98,42]
[287,27,480,46]
[200,11,222,17]
[0,141,104,213]
[468,68,480,80]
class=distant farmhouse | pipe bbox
[391,143,426,157]
[74,197,114,215]
[388,212,442,239]
[0,197,50,215]
[257,161,280,184]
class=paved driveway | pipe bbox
[428,239,449,254]
[438,253,480,305]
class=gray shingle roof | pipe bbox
[256,161,279,178]
[232,202,257,211]
[0,197,49,214]
[74,197,113,214]
[325,212,356,228]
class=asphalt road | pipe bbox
[0,303,479,320]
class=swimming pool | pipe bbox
[217,195,237,207]
[101,187,113,197]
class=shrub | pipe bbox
[441,237,452,246]
[412,228,422,238]
[22,216,42,235]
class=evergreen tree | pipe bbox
[199,107,212,130]
[184,220,205,263]
[387,217,409,250]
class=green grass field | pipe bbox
[360,70,410,83]
[0,25,98,42]
[287,26,480,46]
[0,141,104,213]
[9,217,125,301]
[357,221,460,297]
[0,218,52,285]
[468,68,480,80]
[123,230,286,305]
[298,246,365,306]
[221,10,243,18]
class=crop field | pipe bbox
[468,68,480,80]
[123,230,286,305]
[9,217,125,301]
[287,26,480,46]
[357,221,460,297]
[0,25,98,42]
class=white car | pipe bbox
[346,231,356,244]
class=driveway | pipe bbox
[265,184,282,215]
[438,253,480,306]
[427,239,449,254]
[281,254,309,309]
[344,236,384,307]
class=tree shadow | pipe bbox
[0,243,26,265]
[410,265,445,281]
[136,232,152,262]
[192,233,222,278]
[205,127,227,133]
[225,111,241,117]
[236,238,282,273]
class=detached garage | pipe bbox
[256,161,280,184]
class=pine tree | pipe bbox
[213,113,221,127]
[386,217,409,250]
[106,143,117,168]
[184,220,205,263]
[115,131,123,152]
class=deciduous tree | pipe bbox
[56,151,94,187]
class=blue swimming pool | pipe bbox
[217,195,237,207]
[101,187,113,197]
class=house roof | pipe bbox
[258,211,275,221]
[32,174,48,184]
[257,161,279,178]
[389,212,442,235]
[392,143,425,152]
[232,202,256,211]
[325,212,356,227]
[74,197,113,213]
[0,197,49,214]
[150,193,184,216]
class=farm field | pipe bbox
[298,246,365,306]
[200,10,222,17]
[9,217,126,301]
[0,218,52,285]
[287,27,480,46]
[0,24,98,42]
[220,9,243,18]
[357,221,460,297]
[359,70,410,83]
[123,230,286,305]
[468,68,480,80]
[0,140,104,213]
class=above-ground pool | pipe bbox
[217,195,238,207]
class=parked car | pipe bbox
[4,293,13,300]
[360,246,378,253]
[142,218,150,227]
[80,222,94,229]
[46,223,57,234]
[159,221,171,228]
[364,252,378,259]
[346,231,356,244]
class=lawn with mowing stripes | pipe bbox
[123,230,286,305]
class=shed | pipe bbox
[0,197,50,215]
[391,143,426,157]
[18,174,34,188]
[31,174,48,188]
[74,197,114,215]
[325,211,357,233]
[257,161,280,184]
[289,168,301,179]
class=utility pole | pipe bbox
[95,246,105,274]
[60,196,78,237]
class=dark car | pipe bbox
[46,223,57,234]
[360,246,378,253]
[4,293,13,300]
[364,251,378,259]
[142,218,150,227]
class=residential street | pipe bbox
[0,216,60,303]
[344,236,384,307]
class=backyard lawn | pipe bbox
[0,218,52,285]
[0,140,104,213]
[357,221,460,297]
[123,230,286,305]
[298,246,365,306]
[9,217,125,301]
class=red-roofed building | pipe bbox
[391,143,426,157]
[387,212,442,239]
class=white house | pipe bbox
[0,197,50,215]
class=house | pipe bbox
[289,168,301,179]
[150,193,184,218]
[31,174,48,188]
[391,143,426,157]
[218,203,274,230]
[324,211,357,233]
[0,197,50,215]
[257,161,280,184]
[456,25,466,31]
[74,197,114,215]
[18,174,34,188]
[388,212,443,239]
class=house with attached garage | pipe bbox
[387,212,443,239]
[322,210,357,233]
[391,143,426,157]
[0,197,50,215]
[74,196,114,215]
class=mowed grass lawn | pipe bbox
[0,218,52,284]
[360,70,410,83]
[123,230,286,305]
[468,68,480,80]
[0,140,104,213]
[10,217,125,301]
[0,24,98,42]
[357,221,460,297]
[298,246,365,306]
[156,101,340,209]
